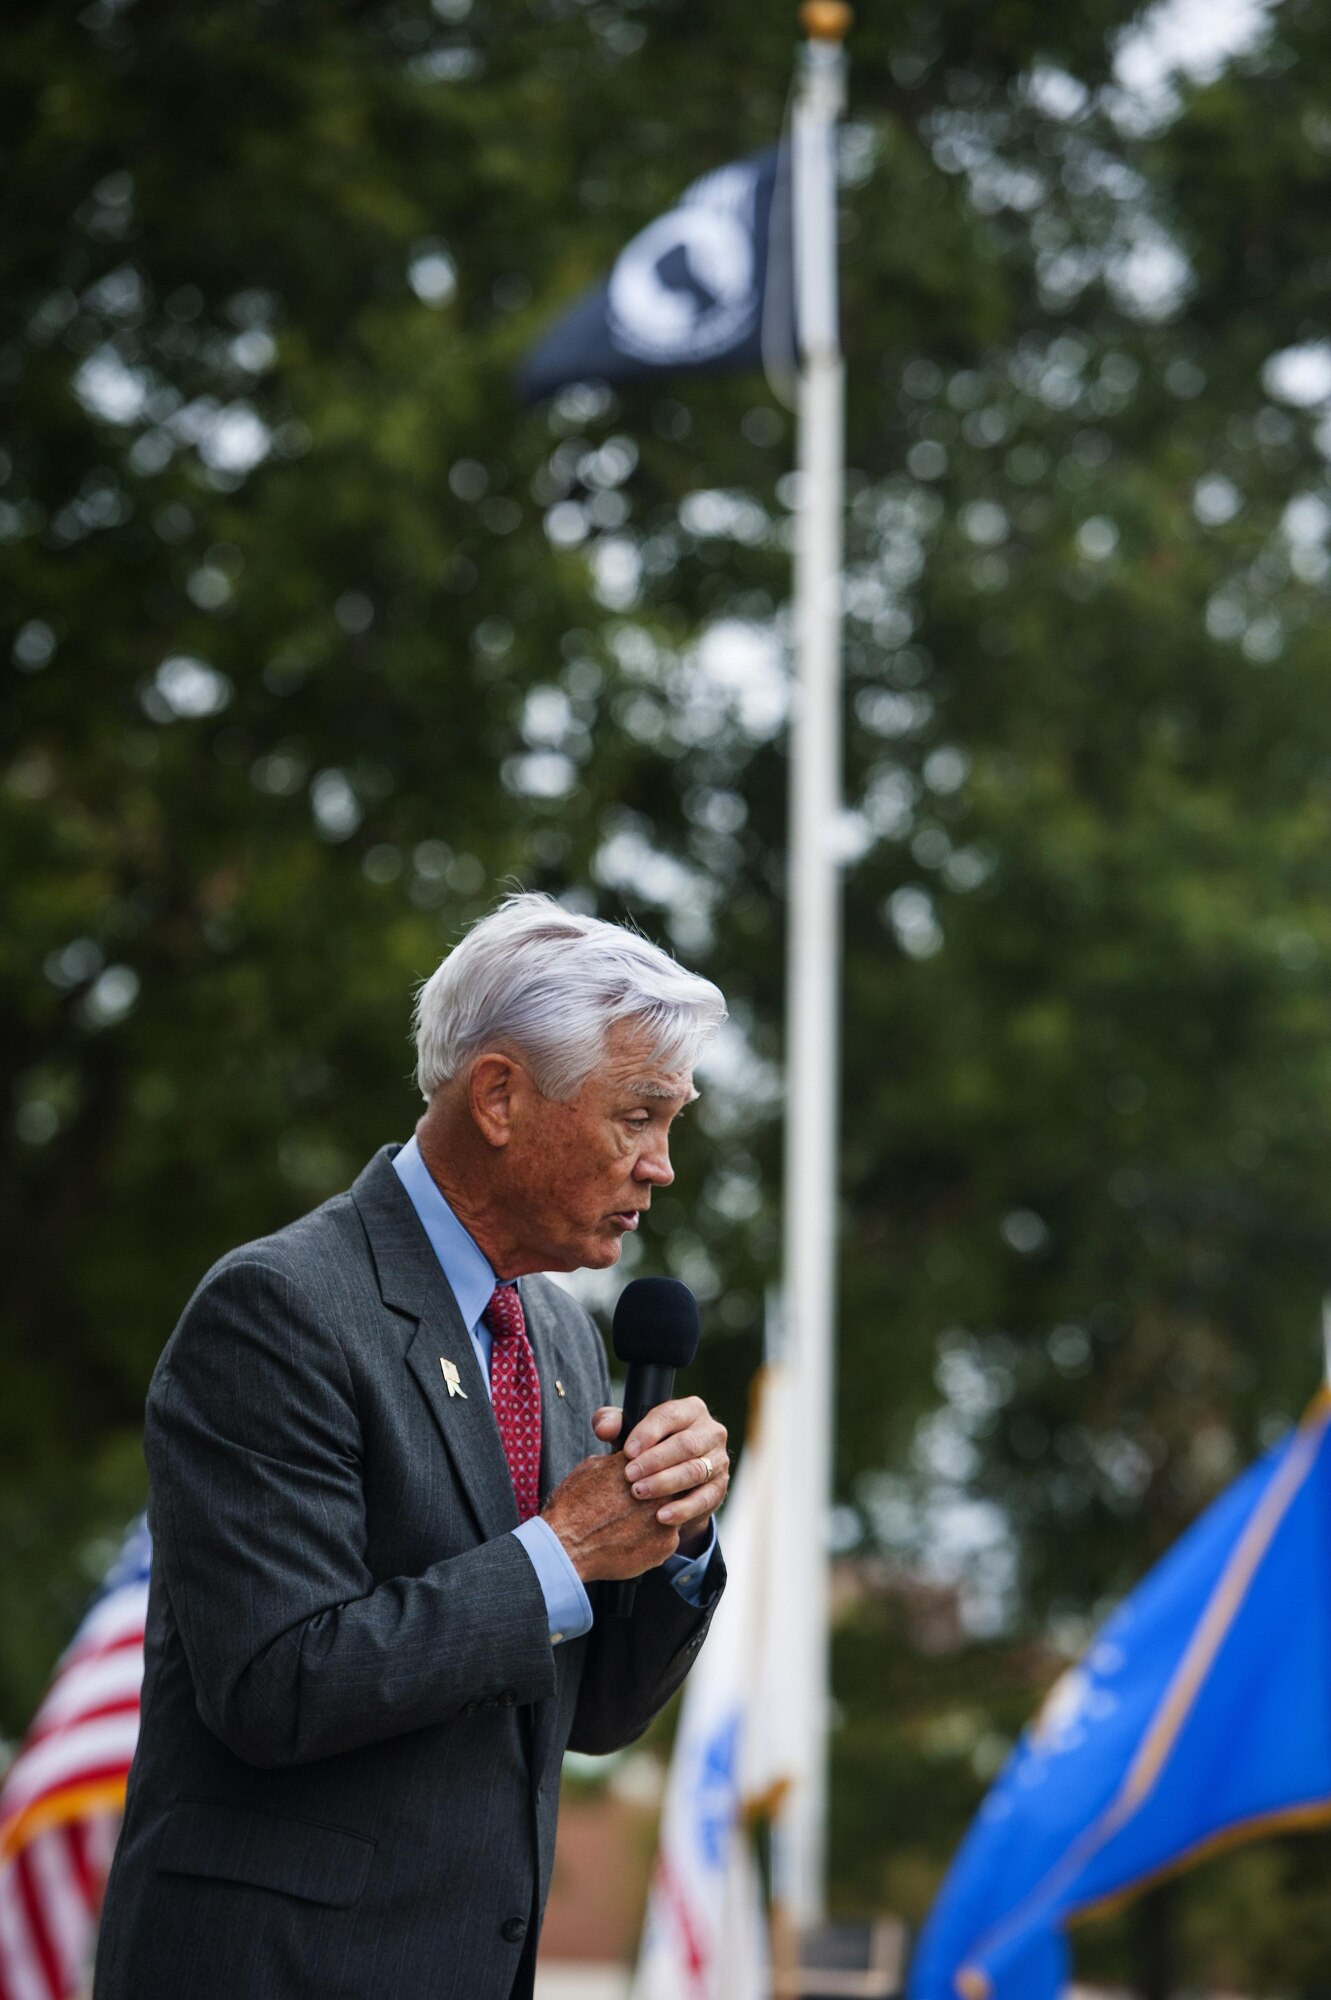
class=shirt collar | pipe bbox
[391,1134,498,1338]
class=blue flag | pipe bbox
[518,148,793,403]
[909,1392,1331,2000]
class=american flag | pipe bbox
[0,1518,148,2000]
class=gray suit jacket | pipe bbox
[94,1144,723,2000]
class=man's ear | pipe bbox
[467,1051,522,1149]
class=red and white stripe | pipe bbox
[0,1545,147,2000]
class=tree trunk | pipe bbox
[1136,1883,1174,2000]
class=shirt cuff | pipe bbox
[512,1516,593,1645]
[662,1519,719,1606]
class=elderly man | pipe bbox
[95,895,731,2000]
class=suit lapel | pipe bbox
[353,1145,519,1542]
[518,1276,606,1780]
[404,1304,520,1541]
[518,1280,597,1505]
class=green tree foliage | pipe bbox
[7,0,1331,1983]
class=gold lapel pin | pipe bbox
[555,1380,566,1399]
[441,1357,468,1399]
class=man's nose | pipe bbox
[634,1137,675,1187]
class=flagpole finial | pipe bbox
[800,1,852,42]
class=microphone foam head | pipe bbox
[612,1276,700,1369]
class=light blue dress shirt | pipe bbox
[392,1135,716,1646]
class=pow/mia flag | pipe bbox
[519,148,793,403]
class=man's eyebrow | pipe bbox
[625,1077,700,1105]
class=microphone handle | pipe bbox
[607,1362,676,1618]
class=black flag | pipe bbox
[519,147,793,403]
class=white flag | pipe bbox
[630,1365,803,2000]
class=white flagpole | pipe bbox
[778,0,850,1936]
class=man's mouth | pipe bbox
[610,1210,643,1230]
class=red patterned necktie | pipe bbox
[483,1284,543,1523]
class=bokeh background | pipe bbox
[8,0,1331,1986]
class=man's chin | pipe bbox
[545,1226,632,1273]
[536,1235,624,1275]
[583,1234,625,1269]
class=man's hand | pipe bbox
[604,1396,729,1559]
[542,1448,682,1583]
[541,1397,729,1579]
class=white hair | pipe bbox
[412,893,727,1103]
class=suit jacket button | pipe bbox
[502,1917,528,1943]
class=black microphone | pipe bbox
[607,1276,701,1618]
